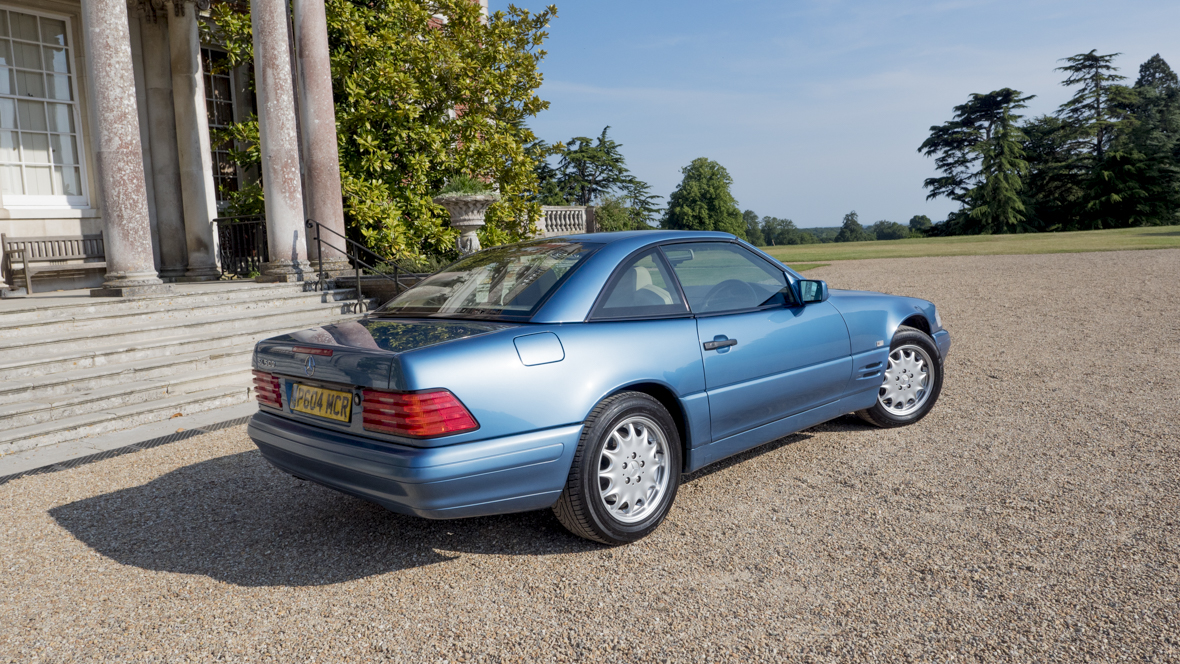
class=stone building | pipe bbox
[0,0,349,297]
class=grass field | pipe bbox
[764,225,1180,267]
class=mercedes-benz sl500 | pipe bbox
[247,231,950,544]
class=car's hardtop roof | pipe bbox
[553,229,737,246]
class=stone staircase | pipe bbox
[0,281,374,456]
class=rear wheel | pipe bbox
[858,325,943,428]
[553,392,681,545]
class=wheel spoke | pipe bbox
[876,343,936,417]
[595,415,671,524]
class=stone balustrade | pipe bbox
[538,206,597,237]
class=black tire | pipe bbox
[857,325,944,428]
[553,392,682,545]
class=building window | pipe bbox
[0,7,85,207]
[202,47,238,207]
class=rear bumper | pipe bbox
[933,329,951,361]
[247,411,582,519]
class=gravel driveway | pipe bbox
[2,249,1178,662]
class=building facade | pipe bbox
[0,0,348,296]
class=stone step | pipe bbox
[0,307,366,382]
[0,364,252,429]
[0,281,319,324]
[0,386,254,456]
[0,301,367,363]
[0,287,363,341]
[0,342,256,403]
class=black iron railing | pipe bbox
[216,215,268,278]
[305,219,423,314]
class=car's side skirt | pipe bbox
[685,387,878,473]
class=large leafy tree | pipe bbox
[908,215,932,235]
[205,0,556,261]
[742,210,764,245]
[834,211,872,242]
[870,220,911,240]
[661,158,744,237]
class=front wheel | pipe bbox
[553,392,682,545]
[858,325,944,428]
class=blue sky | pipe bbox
[490,0,1180,227]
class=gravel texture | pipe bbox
[2,248,1178,663]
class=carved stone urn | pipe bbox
[433,194,498,255]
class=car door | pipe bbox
[663,242,852,443]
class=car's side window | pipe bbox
[662,242,794,314]
[593,250,689,319]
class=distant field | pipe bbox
[763,225,1180,264]
[786,262,829,272]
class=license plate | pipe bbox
[290,383,353,423]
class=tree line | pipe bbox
[921,52,1180,234]
[535,131,940,245]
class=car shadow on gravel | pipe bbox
[682,415,872,484]
[48,450,600,588]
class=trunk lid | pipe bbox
[254,318,517,389]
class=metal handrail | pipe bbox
[305,219,422,314]
[214,215,268,278]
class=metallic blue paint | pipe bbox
[249,411,580,518]
[695,301,852,440]
[248,230,951,520]
[513,331,565,366]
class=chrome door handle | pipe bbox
[703,338,737,351]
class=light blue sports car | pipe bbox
[248,231,950,544]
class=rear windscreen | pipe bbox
[376,239,601,320]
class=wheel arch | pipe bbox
[898,313,931,336]
[606,381,690,472]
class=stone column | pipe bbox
[139,6,188,279]
[166,0,220,281]
[293,0,348,275]
[127,10,161,271]
[80,0,169,297]
[253,0,310,282]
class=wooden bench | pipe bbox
[1,233,107,295]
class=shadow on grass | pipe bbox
[49,450,598,588]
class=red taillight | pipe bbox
[362,389,478,438]
[253,370,283,409]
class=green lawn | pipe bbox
[786,262,830,272]
[763,225,1180,266]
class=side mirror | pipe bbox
[663,248,694,265]
[798,279,829,304]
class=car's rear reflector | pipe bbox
[362,389,479,438]
[293,346,334,356]
[253,370,283,409]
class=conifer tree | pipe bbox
[1056,51,1131,165]
[919,89,1033,233]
